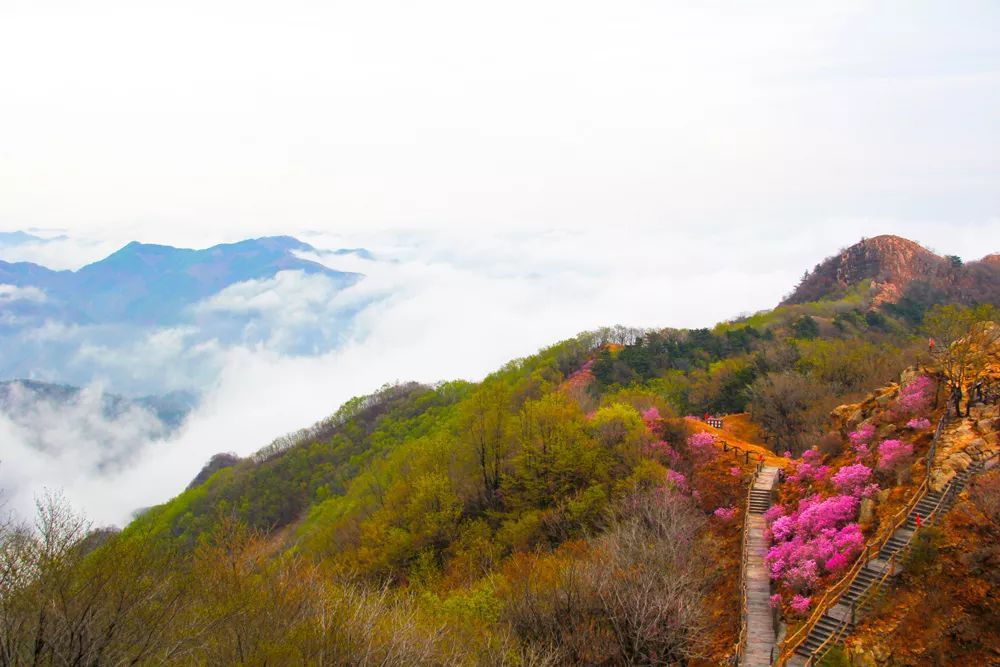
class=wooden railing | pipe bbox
[775,415,949,665]
[803,449,994,665]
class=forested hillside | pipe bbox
[2,237,999,665]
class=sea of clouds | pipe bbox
[0,221,995,525]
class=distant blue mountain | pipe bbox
[0,235,361,325]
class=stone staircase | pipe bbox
[787,458,986,665]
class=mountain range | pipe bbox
[0,235,370,395]
[0,235,361,326]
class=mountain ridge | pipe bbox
[0,235,363,325]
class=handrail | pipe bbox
[776,415,949,665]
[805,457,974,665]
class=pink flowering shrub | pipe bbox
[765,494,864,591]
[730,466,742,478]
[824,552,850,573]
[769,594,783,609]
[642,440,682,467]
[895,375,934,417]
[788,449,831,485]
[666,469,690,494]
[686,432,717,463]
[877,439,914,482]
[849,423,875,446]
[641,406,662,432]
[713,506,738,522]
[831,464,875,497]
[763,504,786,524]
[848,423,876,458]
[790,595,812,614]
[906,417,931,430]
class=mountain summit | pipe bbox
[782,234,1000,307]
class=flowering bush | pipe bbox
[896,375,934,417]
[824,552,850,573]
[765,494,863,591]
[788,449,831,485]
[686,432,717,463]
[764,504,786,523]
[906,417,931,430]
[877,439,914,482]
[769,593,783,609]
[642,440,681,467]
[641,406,662,431]
[713,506,738,522]
[730,466,742,478]
[831,464,875,497]
[790,595,812,614]
[849,423,875,447]
[666,469,690,494]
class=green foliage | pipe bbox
[791,314,820,339]
[906,526,944,574]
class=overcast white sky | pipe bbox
[1,1,998,245]
[2,1,1000,523]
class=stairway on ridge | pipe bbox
[787,458,986,665]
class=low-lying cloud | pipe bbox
[3,223,990,525]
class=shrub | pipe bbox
[790,595,812,614]
[713,506,737,522]
[848,423,875,450]
[816,431,843,457]
[686,432,717,463]
[877,439,914,483]
[765,495,863,590]
[895,375,933,417]
[906,417,931,430]
[831,464,876,497]
[906,526,943,574]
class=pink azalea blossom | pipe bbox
[666,469,689,493]
[643,440,681,467]
[896,375,933,417]
[906,417,931,430]
[790,595,812,613]
[769,594,783,609]
[831,463,874,496]
[877,439,914,475]
[849,423,876,450]
[730,466,742,477]
[642,407,662,433]
[713,506,738,522]
[686,432,717,462]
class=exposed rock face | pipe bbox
[928,404,1000,492]
[781,234,1000,306]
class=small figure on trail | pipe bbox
[704,412,710,422]
[915,513,922,529]
[928,337,936,354]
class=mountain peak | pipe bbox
[782,235,999,307]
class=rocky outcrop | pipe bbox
[928,404,1000,492]
[781,234,1000,306]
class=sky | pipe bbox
[1,1,999,524]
